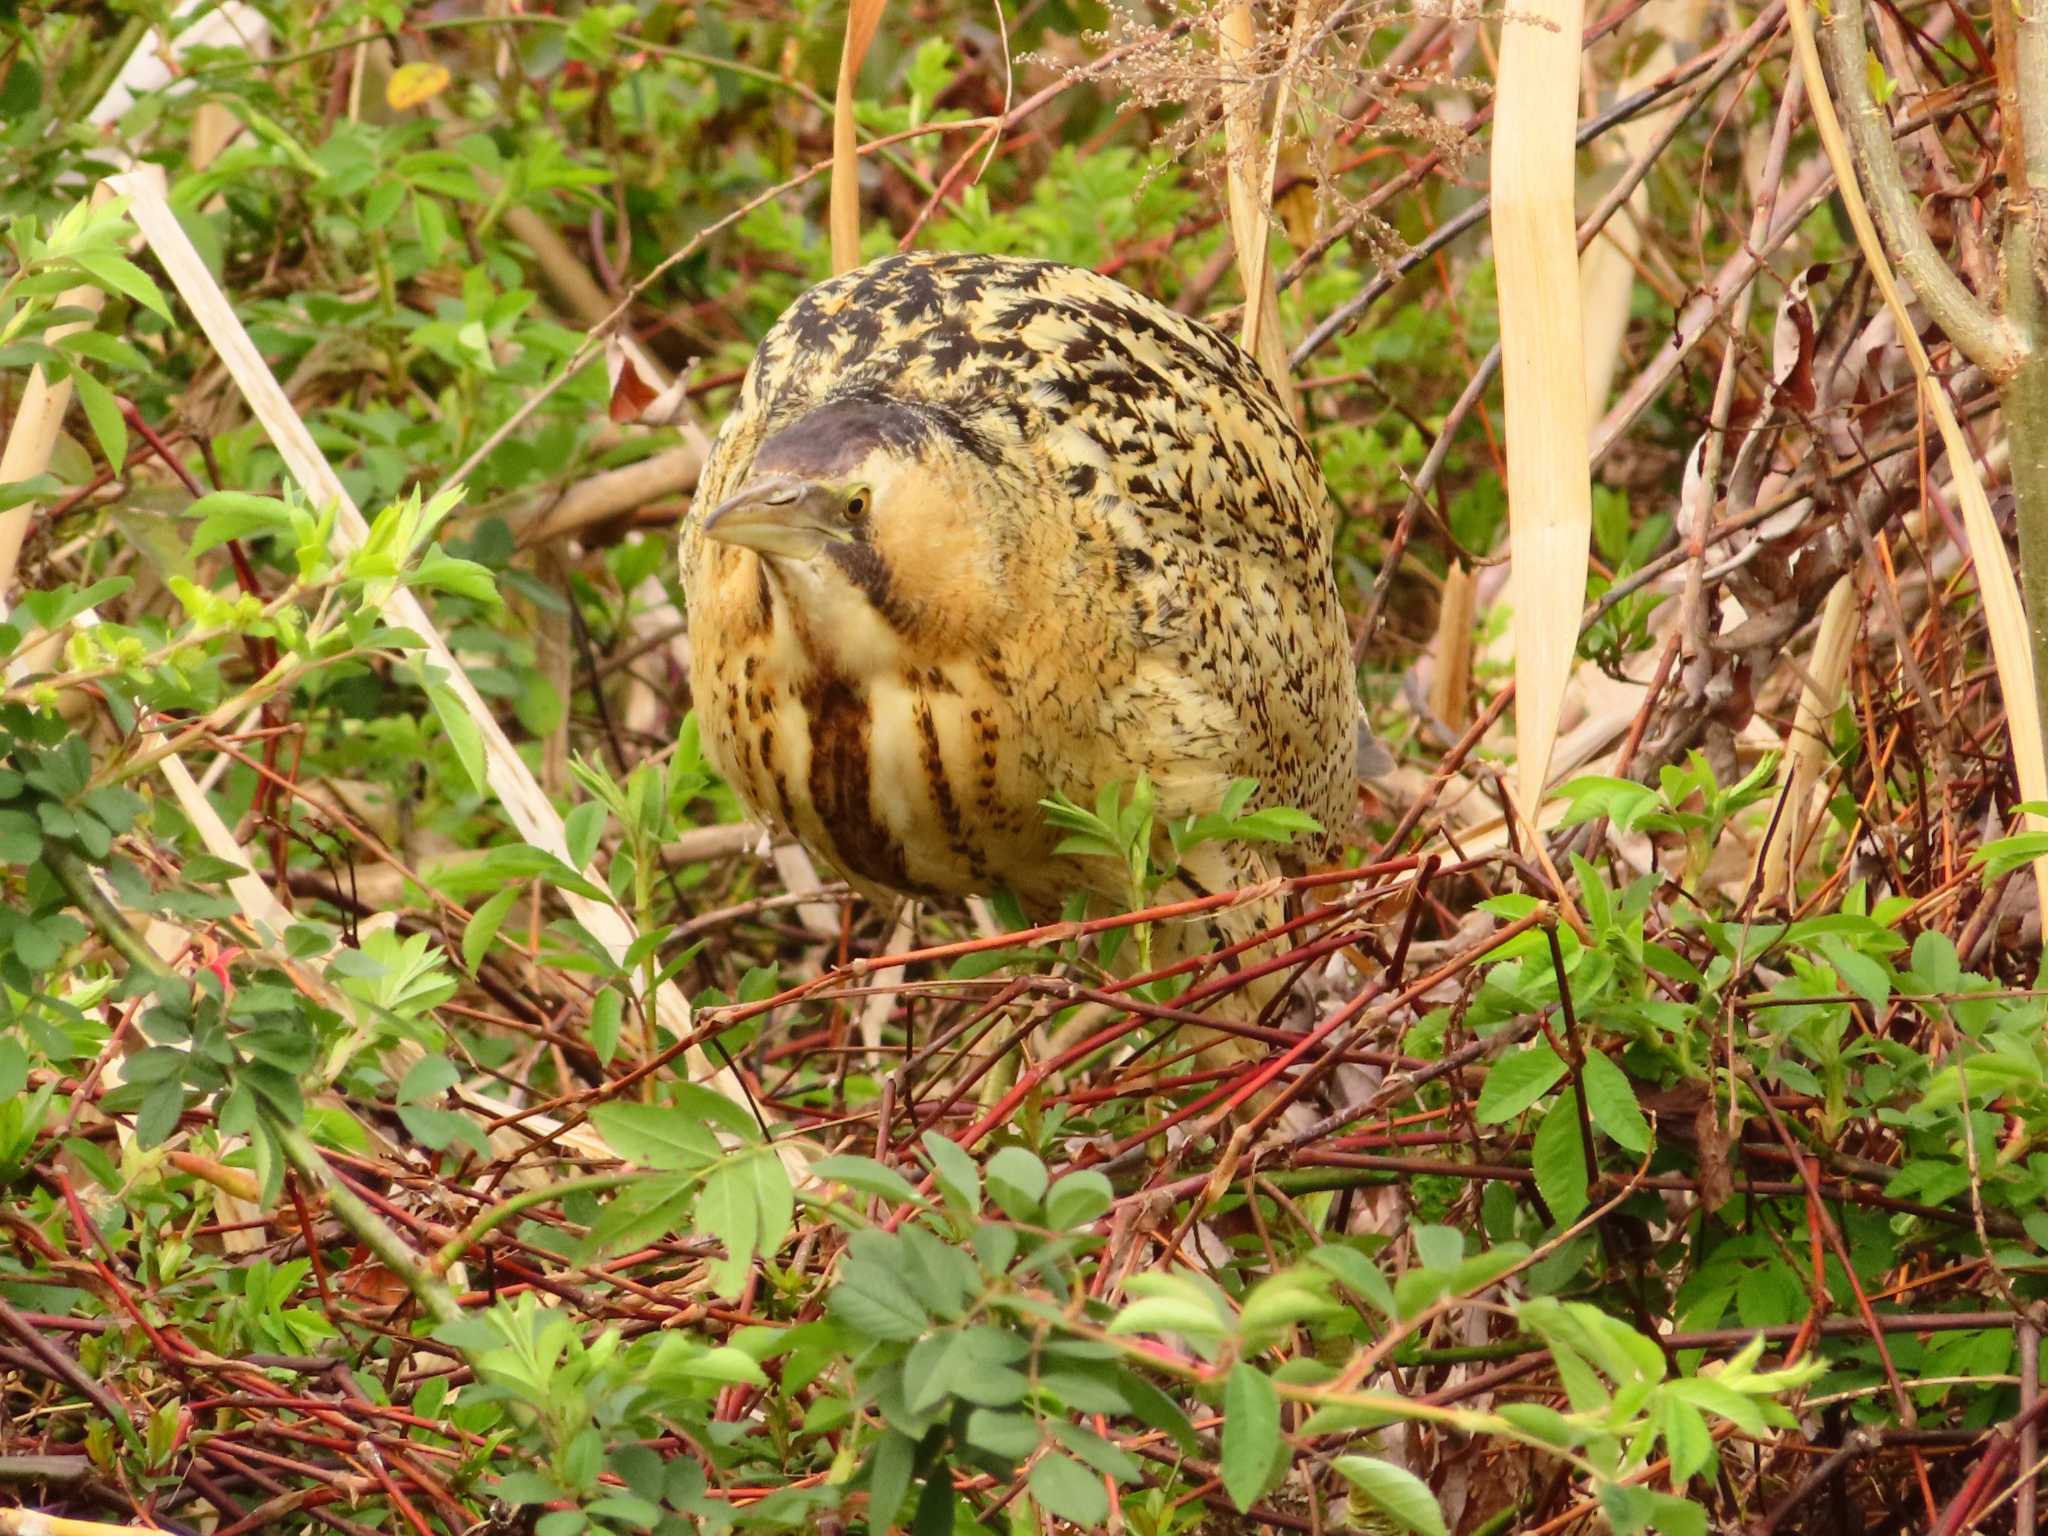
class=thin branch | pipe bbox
[1820,0,2018,374]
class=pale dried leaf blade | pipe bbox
[1783,0,2048,910]
[1754,575,1857,904]
[98,169,782,1134]
[1490,0,1594,821]
[831,0,889,275]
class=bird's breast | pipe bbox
[692,567,1057,903]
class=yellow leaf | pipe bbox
[386,61,451,111]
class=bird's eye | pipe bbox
[844,488,870,522]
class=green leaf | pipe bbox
[1532,1091,1590,1223]
[0,1037,27,1100]
[1581,1050,1652,1154]
[0,474,62,514]
[829,1253,930,1342]
[461,885,522,973]
[75,251,172,320]
[1221,1364,1280,1511]
[1307,1244,1396,1316]
[70,369,127,473]
[188,491,298,553]
[1109,1295,1231,1344]
[427,681,488,795]
[565,800,607,871]
[1817,937,1890,1013]
[920,1131,980,1215]
[697,1150,793,1297]
[588,989,623,1067]
[1028,1453,1107,1527]
[134,1077,185,1148]
[1659,1396,1715,1481]
[1044,1169,1113,1228]
[1334,1456,1449,1536]
[1910,929,1961,993]
[1475,1041,1567,1123]
[985,1144,1048,1219]
[1553,775,1660,832]
[1049,1420,1141,1483]
[428,843,607,902]
[965,1408,1040,1459]
[397,1055,459,1105]
[1115,1368,1200,1454]
[1664,1376,1767,1436]
[590,1102,720,1170]
[1496,1402,1578,1448]
[811,1154,925,1205]
[866,1431,916,1527]
[904,1327,1029,1412]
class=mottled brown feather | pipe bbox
[681,251,1365,932]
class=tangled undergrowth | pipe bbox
[3,1,2048,1534]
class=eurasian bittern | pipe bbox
[681,251,1369,1015]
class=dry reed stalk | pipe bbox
[1580,0,1703,413]
[0,279,106,612]
[1429,560,1475,728]
[1785,0,2048,910]
[99,168,770,1126]
[1490,0,1595,826]
[1217,0,1305,418]
[832,0,889,275]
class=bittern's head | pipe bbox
[698,396,1014,652]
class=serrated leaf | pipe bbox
[1307,1244,1396,1316]
[588,989,623,1067]
[829,1251,930,1342]
[1817,937,1891,1013]
[964,1409,1039,1460]
[1497,1401,1579,1448]
[1664,1376,1767,1435]
[1581,1050,1652,1153]
[1533,1091,1589,1223]
[590,1102,720,1170]
[1109,1296,1230,1342]
[1476,1042,1567,1123]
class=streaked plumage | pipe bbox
[681,251,1364,942]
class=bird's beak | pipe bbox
[701,475,840,561]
